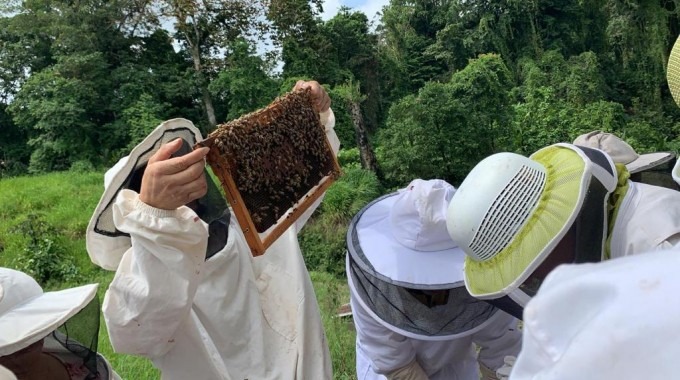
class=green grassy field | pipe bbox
[0,171,356,379]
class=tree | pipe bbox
[159,0,268,128]
[208,38,279,121]
[334,79,379,173]
[378,54,514,186]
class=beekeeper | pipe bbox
[347,179,522,380]
[0,268,119,380]
[573,130,677,189]
[446,143,680,319]
[85,81,338,379]
[510,247,680,379]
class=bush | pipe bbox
[300,167,382,275]
[69,159,95,173]
[10,213,79,285]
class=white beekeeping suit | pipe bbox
[510,248,680,379]
[347,179,522,380]
[86,109,339,379]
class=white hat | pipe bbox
[446,144,618,318]
[0,268,97,357]
[353,178,465,286]
[86,118,204,270]
[573,130,673,173]
[511,248,680,379]
[347,179,498,339]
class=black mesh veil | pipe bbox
[347,194,498,338]
[47,295,109,380]
[631,156,679,190]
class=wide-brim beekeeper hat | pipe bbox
[347,179,498,340]
[667,35,680,188]
[573,130,673,173]
[511,248,680,379]
[0,268,97,356]
[86,118,228,271]
[446,144,618,319]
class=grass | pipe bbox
[0,171,356,379]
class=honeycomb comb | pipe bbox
[196,89,341,256]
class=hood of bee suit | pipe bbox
[511,248,680,379]
[86,118,229,270]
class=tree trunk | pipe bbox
[190,44,218,129]
[348,100,378,172]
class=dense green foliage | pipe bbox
[3,1,680,378]
[2,0,680,184]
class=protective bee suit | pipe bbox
[510,248,680,380]
[86,112,339,380]
[347,179,522,380]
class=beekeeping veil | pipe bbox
[446,144,618,320]
[86,118,230,271]
[0,268,107,380]
[347,179,499,340]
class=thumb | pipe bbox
[148,138,183,165]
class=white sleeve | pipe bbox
[102,189,208,358]
[472,311,523,371]
[295,108,340,232]
[350,291,416,375]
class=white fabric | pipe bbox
[573,130,673,173]
[495,356,515,380]
[389,179,457,252]
[351,290,522,380]
[672,158,680,186]
[87,118,203,271]
[0,268,98,356]
[510,248,680,380]
[356,183,466,287]
[0,366,16,380]
[100,112,339,380]
[609,181,680,258]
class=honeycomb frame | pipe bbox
[196,89,341,256]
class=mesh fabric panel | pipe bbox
[465,146,586,297]
[633,158,679,191]
[349,254,497,338]
[469,164,546,261]
[52,295,108,380]
[668,36,680,107]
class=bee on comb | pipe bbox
[196,89,341,256]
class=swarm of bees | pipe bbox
[198,89,341,233]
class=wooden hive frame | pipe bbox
[196,89,341,256]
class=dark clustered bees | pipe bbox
[203,90,340,233]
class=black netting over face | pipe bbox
[346,193,498,338]
[632,157,679,191]
[51,295,108,380]
[348,254,497,337]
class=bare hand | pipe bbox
[294,80,331,113]
[139,138,210,210]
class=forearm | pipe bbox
[103,190,208,358]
